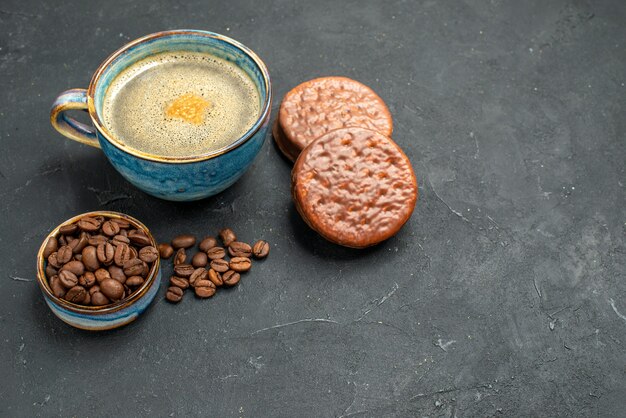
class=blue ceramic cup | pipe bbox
[50,30,271,201]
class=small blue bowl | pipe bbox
[50,30,272,201]
[36,211,161,331]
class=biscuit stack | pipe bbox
[274,77,418,248]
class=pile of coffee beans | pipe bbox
[160,228,269,303]
[42,215,158,306]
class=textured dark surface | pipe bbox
[1,0,625,417]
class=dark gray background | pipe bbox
[1,0,624,416]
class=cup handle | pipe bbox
[50,88,100,148]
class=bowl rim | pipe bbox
[36,211,161,315]
[86,29,273,164]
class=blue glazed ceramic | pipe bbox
[36,211,161,331]
[50,30,272,201]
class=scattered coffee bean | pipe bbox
[189,268,208,287]
[100,278,125,301]
[252,240,270,259]
[61,260,85,276]
[79,272,96,288]
[59,270,78,288]
[198,236,218,252]
[170,276,189,290]
[82,246,99,271]
[230,257,251,272]
[49,275,66,298]
[174,264,195,278]
[108,265,126,283]
[101,220,121,236]
[171,234,196,249]
[210,258,230,273]
[174,248,187,265]
[228,241,252,258]
[123,258,144,276]
[77,217,101,232]
[126,276,144,287]
[158,243,174,259]
[59,224,78,235]
[43,236,58,258]
[128,229,151,247]
[91,291,110,306]
[222,270,241,286]
[219,228,237,246]
[65,285,88,304]
[191,252,208,268]
[194,280,216,298]
[57,245,73,264]
[95,268,111,283]
[208,269,223,286]
[207,246,226,260]
[166,286,184,303]
[139,246,159,263]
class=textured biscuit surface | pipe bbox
[277,77,393,162]
[292,127,417,248]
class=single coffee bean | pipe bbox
[69,232,89,254]
[76,254,84,262]
[219,228,237,246]
[43,236,58,258]
[173,264,194,278]
[79,271,96,288]
[101,220,121,236]
[111,234,130,247]
[65,285,88,304]
[126,276,144,287]
[114,243,132,266]
[88,234,108,246]
[89,285,101,295]
[170,275,190,289]
[130,246,138,260]
[49,275,66,298]
[108,265,126,283]
[91,292,110,306]
[252,240,270,259]
[194,280,216,298]
[189,268,208,286]
[124,284,132,298]
[171,234,196,249]
[59,224,78,235]
[119,228,128,237]
[58,235,68,246]
[139,246,159,263]
[82,246,99,271]
[174,248,187,266]
[77,217,101,232]
[97,242,115,265]
[123,258,144,276]
[83,292,91,306]
[191,252,208,268]
[158,243,174,259]
[222,270,241,286]
[58,270,79,288]
[208,269,223,286]
[198,236,218,252]
[210,258,230,273]
[95,268,111,283]
[93,215,106,224]
[100,278,125,301]
[111,218,131,229]
[47,252,61,268]
[57,245,73,264]
[229,257,251,272]
[228,241,252,258]
[140,260,150,277]
[166,286,184,303]
[128,229,151,247]
[45,265,58,278]
[61,260,85,276]
[207,246,226,260]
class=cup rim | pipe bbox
[36,211,161,315]
[86,29,272,164]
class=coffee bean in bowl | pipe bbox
[36,211,162,331]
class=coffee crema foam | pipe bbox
[102,51,261,157]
